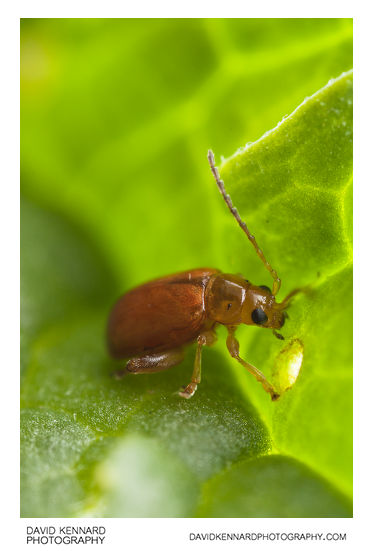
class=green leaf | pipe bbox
[21,409,95,517]
[21,19,352,517]
[93,434,201,517]
[197,455,352,518]
[219,70,352,498]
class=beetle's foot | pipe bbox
[178,383,197,399]
[111,368,128,380]
[271,390,281,401]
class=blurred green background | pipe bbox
[21,19,353,518]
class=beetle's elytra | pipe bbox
[107,150,300,400]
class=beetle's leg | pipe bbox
[178,339,202,399]
[225,326,280,401]
[179,330,217,399]
[113,348,185,379]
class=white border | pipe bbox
[2,4,370,551]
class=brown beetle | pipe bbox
[107,150,300,400]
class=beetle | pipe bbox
[107,150,300,400]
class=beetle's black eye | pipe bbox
[251,308,268,325]
[259,285,271,293]
[227,303,232,310]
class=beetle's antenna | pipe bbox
[208,149,281,296]
[279,286,309,309]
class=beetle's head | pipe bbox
[242,284,286,332]
[206,274,299,339]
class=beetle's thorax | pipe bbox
[205,273,285,329]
